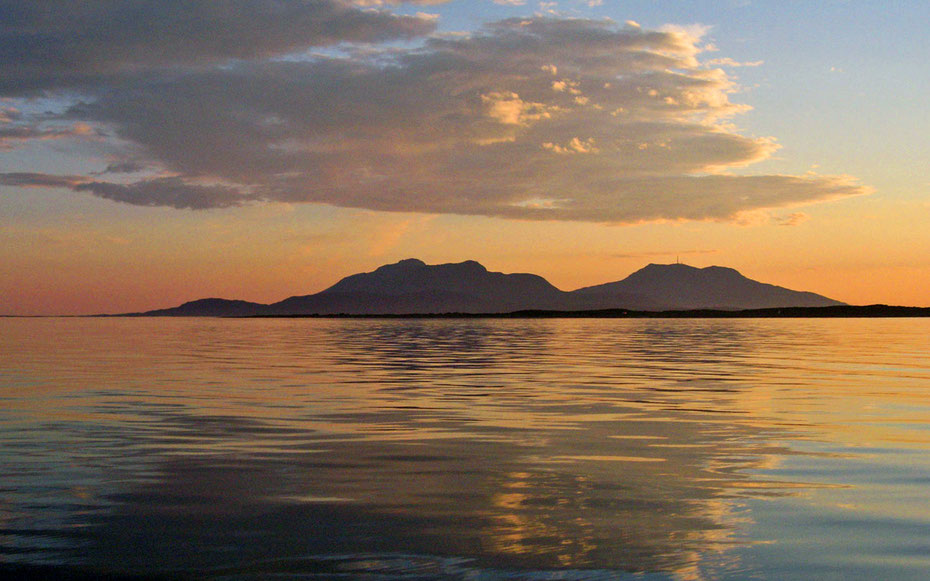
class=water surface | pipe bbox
[2,317,930,579]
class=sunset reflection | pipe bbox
[3,317,930,578]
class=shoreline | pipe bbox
[7,305,930,319]
[118,304,930,319]
[241,305,930,319]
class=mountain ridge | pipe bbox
[118,259,845,316]
[576,262,840,310]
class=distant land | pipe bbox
[107,258,908,318]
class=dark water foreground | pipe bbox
[2,318,930,579]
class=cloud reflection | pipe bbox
[8,318,818,579]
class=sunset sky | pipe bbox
[2,0,928,315]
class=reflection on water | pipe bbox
[2,317,930,579]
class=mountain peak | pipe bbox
[454,259,487,273]
[397,258,427,267]
[374,258,426,272]
[317,258,554,305]
[579,262,841,310]
[642,262,699,271]
[636,263,744,279]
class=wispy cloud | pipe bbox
[0,109,98,151]
[0,172,88,188]
[776,212,810,226]
[72,179,254,210]
[705,57,764,67]
[1,9,870,223]
[0,173,251,209]
[0,123,96,151]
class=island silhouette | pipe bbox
[108,258,930,318]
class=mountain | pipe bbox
[123,259,844,316]
[575,263,844,310]
[266,258,571,314]
[124,298,267,317]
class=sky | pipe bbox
[1,0,928,315]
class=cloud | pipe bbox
[1,106,98,151]
[96,161,149,175]
[5,15,870,222]
[0,107,20,123]
[0,123,96,151]
[482,91,555,127]
[0,172,88,189]
[542,137,599,154]
[776,212,810,226]
[352,0,448,5]
[0,0,437,96]
[705,57,764,67]
[73,179,254,210]
[0,172,251,209]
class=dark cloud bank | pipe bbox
[0,1,869,222]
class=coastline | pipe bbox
[232,305,930,319]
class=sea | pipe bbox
[2,316,930,580]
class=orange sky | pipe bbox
[1,1,928,315]
[4,197,929,315]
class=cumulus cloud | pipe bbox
[352,0,448,5]
[542,137,599,154]
[3,14,870,222]
[0,0,437,95]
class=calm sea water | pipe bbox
[2,317,930,580]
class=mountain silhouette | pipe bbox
[124,259,843,316]
[266,258,570,315]
[139,298,267,317]
[576,263,844,310]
